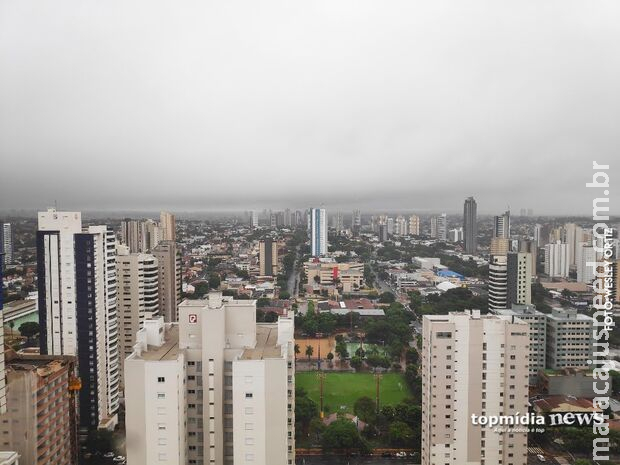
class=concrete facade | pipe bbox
[421,310,529,465]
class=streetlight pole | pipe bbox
[374,372,382,413]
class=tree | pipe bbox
[321,419,370,454]
[388,421,415,446]
[335,342,349,361]
[85,429,114,454]
[378,291,395,303]
[294,344,300,361]
[326,352,334,366]
[406,347,419,365]
[309,417,326,441]
[305,345,314,361]
[264,311,278,323]
[350,356,363,370]
[295,395,319,425]
[19,321,40,340]
[354,396,376,424]
[208,273,221,290]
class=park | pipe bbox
[296,372,411,415]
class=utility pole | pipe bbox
[318,371,326,419]
[374,372,382,413]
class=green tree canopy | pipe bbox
[321,419,370,454]
[19,321,40,339]
[353,396,376,424]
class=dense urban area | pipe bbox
[0,204,619,465]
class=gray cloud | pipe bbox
[1,0,619,214]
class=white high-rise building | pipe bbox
[493,210,511,239]
[37,209,120,430]
[449,227,463,243]
[409,215,420,236]
[546,308,594,369]
[1,223,13,267]
[352,210,362,233]
[125,318,186,465]
[160,211,176,242]
[430,214,447,241]
[495,304,546,382]
[576,243,597,284]
[116,245,159,379]
[394,215,408,236]
[421,310,529,465]
[488,255,508,310]
[544,241,569,278]
[310,208,327,256]
[251,211,259,229]
[507,252,532,307]
[140,219,161,252]
[333,211,344,232]
[125,293,295,465]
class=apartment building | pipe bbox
[0,354,78,465]
[544,241,569,278]
[421,310,529,465]
[488,255,508,310]
[160,211,176,242]
[494,304,546,381]
[153,241,181,323]
[125,319,186,465]
[37,210,119,430]
[507,252,532,307]
[546,308,594,370]
[125,293,295,465]
[116,245,159,379]
[258,239,278,276]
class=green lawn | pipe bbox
[296,372,411,414]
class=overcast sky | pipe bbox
[0,0,618,215]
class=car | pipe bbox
[103,452,115,458]
[536,454,546,462]
[113,457,126,462]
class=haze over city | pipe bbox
[1,0,619,214]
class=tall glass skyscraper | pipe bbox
[310,208,327,256]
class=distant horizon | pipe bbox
[0,207,615,221]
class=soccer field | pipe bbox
[295,372,411,414]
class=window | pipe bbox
[245,393,253,399]
[245,423,254,430]
[157,377,165,383]
[157,393,166,399]
[158,423,166,430]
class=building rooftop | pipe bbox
[139,325,181,362]
[240,324,282,360]
[0,451,19,465]
[5,353,74,378]
[532,395,599,413]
